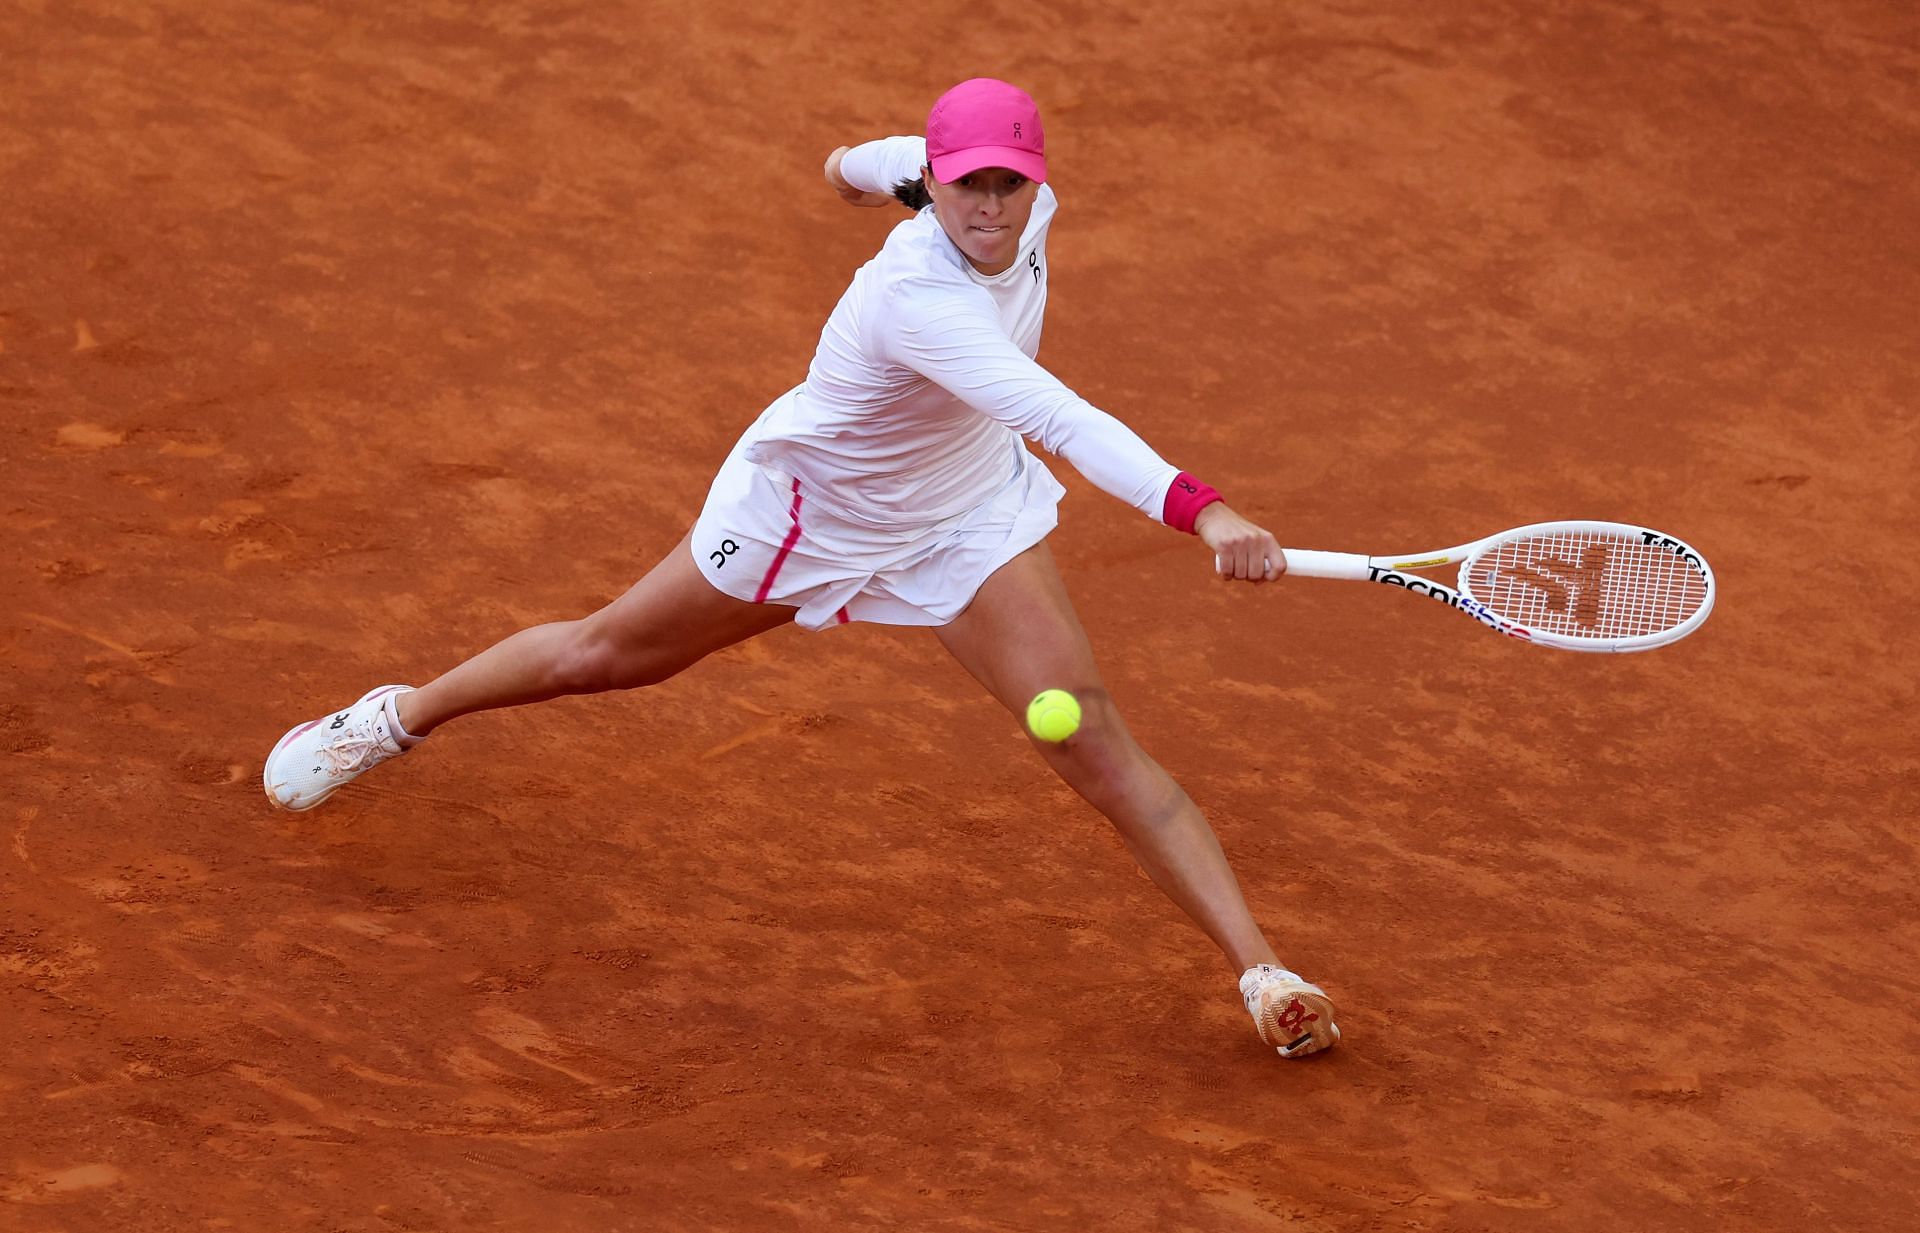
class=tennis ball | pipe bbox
[1026,689,1082,743]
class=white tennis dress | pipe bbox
[692,136,1192,630]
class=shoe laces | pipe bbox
[1241,965,1313,1012]
[319,721,391,774]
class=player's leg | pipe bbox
[264,533,792,810]
[395,531,792,735]
[934,540,1274,971]
[932,540,1338,1056]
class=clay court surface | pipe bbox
[4,1,1917,1229]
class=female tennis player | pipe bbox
[264,79,1339,1060]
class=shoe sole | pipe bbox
[262,684,409,812]
[1257,984,1341,1059]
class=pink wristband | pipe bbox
[1163,472,1224,534]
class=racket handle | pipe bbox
[1276,548,1372,580]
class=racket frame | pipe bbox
[1278,521,1715,652]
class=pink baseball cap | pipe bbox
[926,78,1047,185]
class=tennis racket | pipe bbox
[1270,520,1715,652]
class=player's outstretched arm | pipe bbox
[823,146,897,207]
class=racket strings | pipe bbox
[1463,531,1709,640]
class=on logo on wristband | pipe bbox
[1164,471,1223,534]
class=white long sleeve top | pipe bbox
[741,136,1186,530]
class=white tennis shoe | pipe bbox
[263,685,417,811]
[1241,964,1341,1058]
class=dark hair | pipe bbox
[892,177,932,211]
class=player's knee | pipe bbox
[1037,688,1132,786]
[1068,686,1119,737]
[550,622,675,694]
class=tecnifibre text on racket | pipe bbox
[1269,521,1715,652]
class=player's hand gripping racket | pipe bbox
[1268,521,1715,652]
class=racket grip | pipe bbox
[1276,548,1372,580]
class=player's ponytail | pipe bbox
[892,177,931,211]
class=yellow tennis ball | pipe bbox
[1026,689,1082,743]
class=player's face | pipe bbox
[925,165,1038,276]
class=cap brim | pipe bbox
[929,145,1048,184]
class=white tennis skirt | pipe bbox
[691,426,1065,632]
